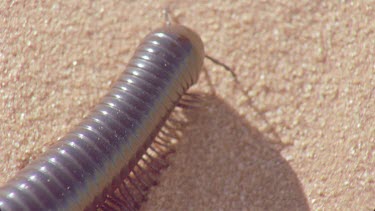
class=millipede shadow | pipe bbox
[142,94,309,211]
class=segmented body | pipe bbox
[0,24,204,210]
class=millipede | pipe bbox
[0,10,233,211]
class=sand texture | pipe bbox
[0,1,374,210]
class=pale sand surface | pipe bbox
[0,1,374,210]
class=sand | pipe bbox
[0,1,374,210]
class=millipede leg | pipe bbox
[136,163,158,186]
[156,135,173,145]
[154,139,171,149]
[166,117,184,126]
[163,121,179,131]
[149,146,167,159]
[146,151,169,168]
[107,195,125,210]
[132,169,151,190]
[141,157,160,173]
[127,176,147,201]
[119,182,140,209]
[112,193,132,211]
[159,128,177,139]
[155,138,176,155]
[118,186,136,211]
[162,127,180,139]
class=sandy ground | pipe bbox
[0,1,374,210]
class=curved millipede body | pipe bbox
[0,24,204,210]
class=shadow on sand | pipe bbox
[144,94,309,210]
